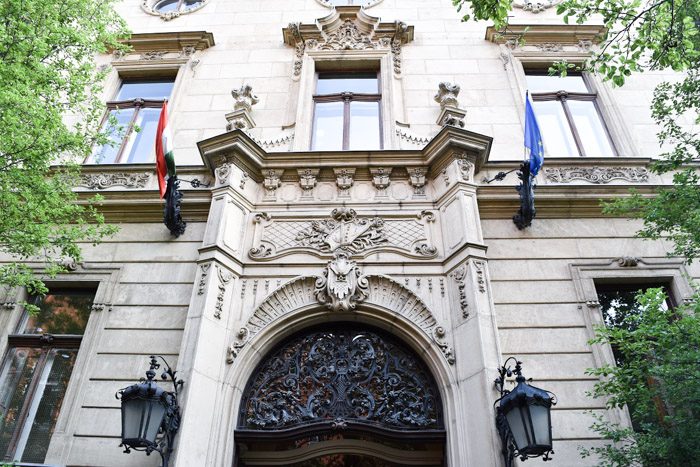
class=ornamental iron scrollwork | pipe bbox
[239,327,442,431]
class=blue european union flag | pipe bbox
[524,92,544,176]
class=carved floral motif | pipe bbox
[408,168,427,197]
[513,0,562,13]
[296,208,387,254]
[79,173,150,190]
[544,167,650,184]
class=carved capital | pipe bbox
[434,82,461,109]
[333,168,355,197]
[370,167,391,195]
[262,169,283,199]
[297,168,319,197]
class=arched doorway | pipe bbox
[235,325,446,466]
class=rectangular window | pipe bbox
[526,72,616,158]
[88,79,174,164]
[311,72,382,151]
[0,289,95,463]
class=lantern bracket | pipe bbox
[493,357,556,466]
[116,355,184,467]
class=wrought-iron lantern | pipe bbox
[117,356,183,467]
[494,358,556,467]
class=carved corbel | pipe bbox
[297,168,319,198]
[408,167,427,198]
[456,154,475,182]
[215,163,232,185]
[370,167,391,196]
[334,168,355,198]
[262,169,284,200]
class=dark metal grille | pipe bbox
[239,327,442,430]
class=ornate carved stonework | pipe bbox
[296,208,387,254]
[434,82,460,109]
[395,127,430,148]
[408,167,427,197]
[79,172,150,190]
[544,167,650,184]
[228,275,455,365]
[513,0,562,13]
[452,265,469,318]
[314,251,369,312]
[534,43,564,52]
[248,209,438,260]
[238,327,441,430]
[283,13,413,79]
[456,157,475,182]
[197,263,211,295]
[231,84,259,112]
[370,167,391,195]
[297,168,319,198]
[215,163,232,185]
[140,50,167,60]
[473,260,487,293]
[214,265,233,319]
[616,256,640,267]
[262,169,283,200]
[334,168,355,197]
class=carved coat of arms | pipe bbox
[296,208,387,254]
[315,251,369,312]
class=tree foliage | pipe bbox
[0,0,128,296]
[581,288,700,466]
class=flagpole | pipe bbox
[523,90,529,163]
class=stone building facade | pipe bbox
[0,0,695,466]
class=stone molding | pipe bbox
[282,7,414,79]
[117,31,215,53]
[248,208,438,260]
[544,166,649,184]
[227,274,455,365]
[485,24,606,47]
[198,126,492,185]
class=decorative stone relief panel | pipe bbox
[544,167,649,184]
[249,208,438,260]
[513,0,562,13]
[79,172,150,190]
[227,273,455,365]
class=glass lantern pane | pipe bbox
[348,101,380,150]
[505,407,529,450]
[531,101,578,157]
[122,399,147,441]
[530,404,551,446]
[145,402,167,441]
[17,349,78,463]
[568,100,615,157]
[311,102,344,151]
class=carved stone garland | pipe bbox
[227,272,455,365]
[544,167,649,184]
[79,172,150,190]
[239,327,442,430]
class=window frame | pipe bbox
[526,71,618,158]
[310,70,383,151]
[570,258,693,428]
[0,266,120,465]
[87,79,175,165]
[0,289,95,462]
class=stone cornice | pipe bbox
[197,126,493,183]
[485,24,607,46]
[119,31,215,53]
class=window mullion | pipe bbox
[342,95,351,151]
[560,98,587,157]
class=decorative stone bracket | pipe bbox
[282,7,414,79]
[435,82,466,128]
[227,272,455,365]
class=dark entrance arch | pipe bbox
[235,325,446,466]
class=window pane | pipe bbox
[22,290,94,335]
[348,101,380,150]
[312,102,344,151]
[89,108,135,164]
[0,348,42,458]
[568,100,616,157]
[316,73,378,94]
[532,101,578,157]
[122,108,161,163]
[17,349,78,463]
[116,81,174,100]
[183,0,203,8]
[526,74,589,93]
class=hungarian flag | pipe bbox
[155,101,176,198]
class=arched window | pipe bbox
[236,325,445,466]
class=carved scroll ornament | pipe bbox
[79,172,150,190]
[544,167,649,184]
